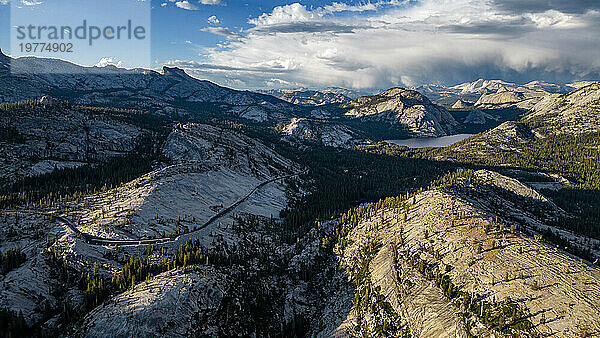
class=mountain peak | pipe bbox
[343,86,459,137]
[380,87,430,102]
[161,66,189,78]
[381,87,410,96]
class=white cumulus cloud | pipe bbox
[173,0,600,90]
[249,3,317,26]
[175,1,199,10]
[95,57,123,68]
[21,0,43,6]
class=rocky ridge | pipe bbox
[444,82,600,160]
[526,82,600,134]
[0,51,300,122]
[474,87,547,110]
[0,102,146,184]
[414,78,583,109]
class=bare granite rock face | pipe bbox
[280,118,360,148]
[61,122,298,244]
[334,170,600,337]
[80,266,228,337]
[163,123,297,176]
[342,88,461,137]
[526,82,600,135]
[474,86,547,109]
[38,96,58,107]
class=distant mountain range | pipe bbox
[0,51,458,139]
[2,49,598,142]
[0,49,300,122]
[412,78,593,108]
[259,87,361,106]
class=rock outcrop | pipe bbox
[526,82,600,134]
[280,118,359,147]
[462,109,496,124]
[474,86,547,109]
[81,266,229,337]
[451,99,470,109]
[343,88,461,137]
[0,103,145,183]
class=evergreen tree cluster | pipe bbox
[0,248,26,275]
[111,238,233,292]
[343,239,408,336]
[277,146,455,244]
[0,308,32,338]
[0,99,71,113]
[81,262,110,311]
[0,125,24,143]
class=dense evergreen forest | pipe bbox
[277,147,456,243]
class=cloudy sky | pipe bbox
[1,0,599,91]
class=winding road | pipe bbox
[10,170,306,247]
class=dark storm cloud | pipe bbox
[441,19,534,39]
[183,1,600,90]
[491,0,600,14]
[397,56,600,88]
